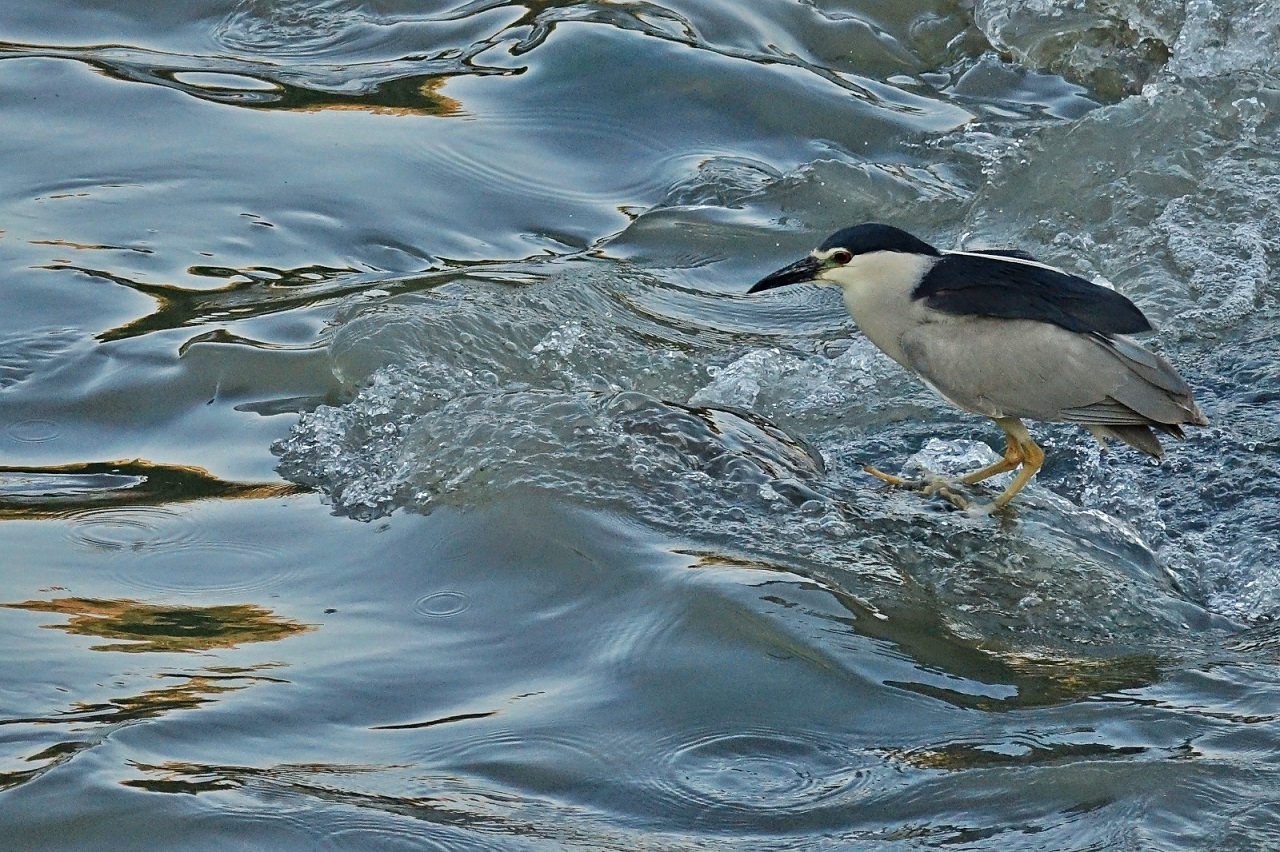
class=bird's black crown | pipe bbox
[819,223,940,258]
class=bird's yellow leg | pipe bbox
[957,426,1023,486]
[867,419,1044,511]
[989,418,1045,510]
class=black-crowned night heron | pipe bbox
[748,223,1207,510]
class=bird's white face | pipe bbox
[807,247,853,286]
[811,248,932,300]
[748,236,936,371]
[807,247,937,372]
[747,236,933,303]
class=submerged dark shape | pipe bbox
[748,222,1207,511]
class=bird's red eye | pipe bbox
[831,249,853,264]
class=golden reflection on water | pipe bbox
[0,42,468,116]
[2,597,312,653]
[272,76,465,116]
[0,665,290,792]
[43,262,360,342]
[123,759,389,796]
[64,668,285,722]
[886,738,1153,772]
[0,582,304,789]
[0,459,306,520]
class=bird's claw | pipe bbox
[920,478,969,510]
[863,465,969,509]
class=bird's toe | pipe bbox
[865,465,972,509]
[920,477,969,510]
[863,465,920,488]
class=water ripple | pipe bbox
[420,725,613,776]
[400,710,892,831]
[66,506,199,553]
[0,327,81,391]
[318,825,454,852]
[650,727,880,815]
[107,540,295,597]
[63,505,298,595]
[412,591,472,618]
[216,0,376,58]
[5,418,63,444]
[418,109,683,207]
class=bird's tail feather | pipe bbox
[1087,424,1166,458]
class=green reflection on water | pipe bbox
[888,739,1153,772]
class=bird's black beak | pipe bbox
[748,256,821,293]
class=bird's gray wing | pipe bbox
[914,253,1152,335]
[1057,399,1157,425]
[899,318,1199,427]
[1066,335,1204,426]
[1104,335,1194,395]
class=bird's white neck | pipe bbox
[825,251,935,367]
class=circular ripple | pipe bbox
[6,418,63,443]
[423,107,679,206]
[413,591,471,618]
[205,792,326,847]
[415,722,886,832]
[665,730,871,810]
[318,822,454,852]
[106,539,295,597]
[66,506,199,553]
[615,726,883,826]
[419,726,613,778]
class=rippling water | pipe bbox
[3,0,1280,847]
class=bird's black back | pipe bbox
[914,252,1153,335]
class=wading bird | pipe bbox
[748,223,1207,510]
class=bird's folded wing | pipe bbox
[917,253,1152,335]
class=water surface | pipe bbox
[3,0,1280,848]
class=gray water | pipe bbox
[2,0,1279,848]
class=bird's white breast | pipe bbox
[827,251,936,368]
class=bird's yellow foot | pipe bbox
[863,465,969,509]
[920,478,969,510]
